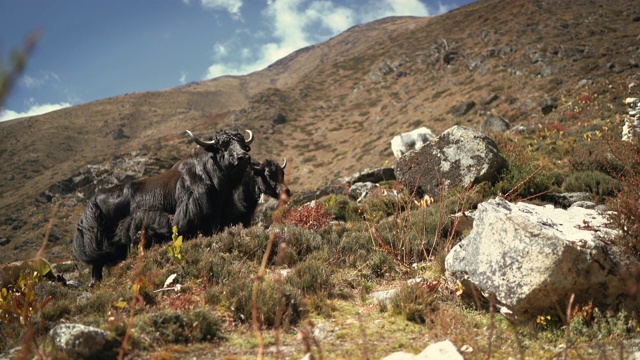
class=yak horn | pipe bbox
[281,158,287,169]
[186,130,216,147]
[245,130,254,145]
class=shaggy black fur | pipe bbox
[221,158,290,229]
[73,129,252,285]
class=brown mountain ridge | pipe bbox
[1,0,639,264]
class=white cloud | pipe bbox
[213,43,228,59]
[359,0,431,22]
[203,0,440,80]
[0,102,72,122]
[19,70,61,89]
[179,71,188,84]
[200,0,243,17]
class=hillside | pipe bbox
[1,0,639,265]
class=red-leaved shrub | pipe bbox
[284,202,331,230]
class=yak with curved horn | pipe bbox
[73,129,254,285]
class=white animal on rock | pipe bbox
[391,127,436,158]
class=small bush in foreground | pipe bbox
[227,276,303,328]
[389,283,439,324]
[143,308,220,345]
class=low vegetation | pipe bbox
[2,2,640,358]
[1,118,639,359]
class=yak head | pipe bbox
[187,129,254,178]
[251,158,291,199]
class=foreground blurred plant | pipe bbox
[167,226,184,265]
[1,29,41,109]
[0,260,52,325]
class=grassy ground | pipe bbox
[2,122,640,358]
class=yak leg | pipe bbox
[89,262,104,287]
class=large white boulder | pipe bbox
[445,197,637,321]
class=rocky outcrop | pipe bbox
[49,324,118,359]
[382,340,463,360]
[394,126,507,198]
[38,153,156,202]
[445,197,638,322]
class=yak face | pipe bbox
[188,129,253,179]
[214,131,252,176]
[252,158,290,199]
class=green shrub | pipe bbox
[276,227,327,267]
[390,283,439,324]
[563,170,621,197]
[186,308,220,342]
[227,276,303,328]
[76,286,126,315]
[34,281,73,323]
[335,223,375,268]
[493,163,558,200]
[570,307,638,340]
[217,227,270,262]
[148,310,189,344]
[286,251,334,296]
[321,194,362,222]
[359,194,405,223]
[368,251,397,279]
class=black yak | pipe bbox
[73,129,253,285]
[221,158,291,229]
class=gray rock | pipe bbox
[252,197,281,227]
[480,93,499,106]
[395,126,507,198]
[313,323,332,340]
[371,289,399,306]
[0,237,9,246]
[541,96,558,115]
[342,167,396,185]
[545,192,590,208]
[383,340,463,360]
[507,124,528,135]
[50,323,118,359]
[348,182,378,202]
[451,101,476,117]
[569,201,596,209]
[481,113,510,134]
[445,197,637,322]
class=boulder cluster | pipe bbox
[386,125,639,323]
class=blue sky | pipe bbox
[0,0,475,121]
